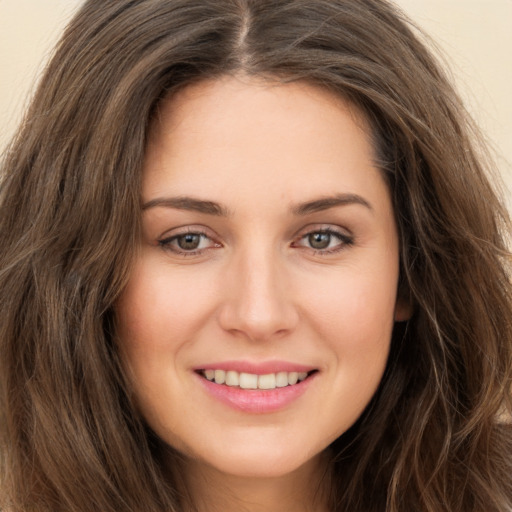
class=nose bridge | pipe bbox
[218,241,298,341]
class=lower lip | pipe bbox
[197,373,316,414]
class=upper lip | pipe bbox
[194,360,317,374]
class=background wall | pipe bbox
[1,0,511,204]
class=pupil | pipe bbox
[178,234,200,250]
[309,232,330,249]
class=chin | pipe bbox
[170,428,330,481]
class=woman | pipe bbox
[0,1,511,511]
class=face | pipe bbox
[116,76,409,480]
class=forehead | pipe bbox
[148,76,372,151]
[142,76,386,212]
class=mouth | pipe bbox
[196,369,318,390]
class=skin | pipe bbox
[115,75,410,511]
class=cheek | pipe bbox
[115,256,216,354]
[298,270,396,433]
[300,262,398,345]
[296,255,398,413]
[114,258,213,428]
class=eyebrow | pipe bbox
[142,192,372,216]
[142,196,230,216]
[292,193,373,215]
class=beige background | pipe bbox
[1,0,511,205]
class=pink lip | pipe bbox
[194,361,318,414]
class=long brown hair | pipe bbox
[1,1,511,510]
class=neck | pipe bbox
[175,451,332,512]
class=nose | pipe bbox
[217,246,299,342]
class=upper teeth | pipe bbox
[203,369,309,390]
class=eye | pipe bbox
[307,232,333,250]
[174,233,203,251]
[293,228,353,254]
[158,229,220,255]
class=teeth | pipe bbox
[225,370,239,386]
[214,369,226,384]
[258,373,276,390]
[239,372,258,389]
[202,369,312,389]
[276,371,289,387]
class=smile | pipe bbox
[196,366,318,413]
[199,369,313,390]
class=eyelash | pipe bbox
[292,228,354,255]
[158,228,218,256]
[157,227,354,256]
